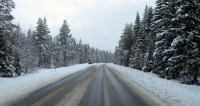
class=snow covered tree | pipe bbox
[83,44,90,63]
[77,39,83,64]
[152,0,175,77]
[114,46,121,64]
[117,41,124,65]
[142,6,155,72]
[0,0,16,77]
[69,37,78,64]
[129,12,143,69]
[10,24,24,76]
[58,20,73,66]
[113,0,200,84]
[95,49,101,63]
[33,17,51,68]
[22,29,37,73]
[118,23,133,66]
[43,17,52,68]
[33,17,43,67]
[53,35,63,67]
[164,0,200,83]
[0,0,115,76]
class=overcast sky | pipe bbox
[12,0,156,52]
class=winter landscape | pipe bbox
[1,0,200,106]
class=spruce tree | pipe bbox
[165,0,200,82]
[0,0,16,77]
[54,35,63,67]
[34,17,51,68]
[142,6,155,72]
[23,29,36,73]
[43,17,52,68]
[83,44,90,63]
[114,46,121,64]
[152,0,175,77]
[129,12,143,69]
[78,39,84,64]
[69,37,77,64]
[118,23,133,66]
[58,20,72,66]
[11,24,24,76]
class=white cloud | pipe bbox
[12,0,156,51]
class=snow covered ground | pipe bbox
[107,63,200,106]
[0,64,91,106]
[1,63,199,106]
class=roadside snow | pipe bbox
[107,63,200,106]
[0,64,91,106]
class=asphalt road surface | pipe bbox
[13,64,158,106]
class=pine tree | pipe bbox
[129,12,143,69]
[23,29,36,73]
[90,47,96,63]
[78,39,85,64]
[33,17,51,68]
[43,17,52,68]
[152,0,175,77]
[114,46,120,64]
[54,35,63,67]
[118,23,133,66]
[83,44,90,63]
[70,38,77,64]
[58,20,72,66]
[11,24,24,76]
[142,6,155,72]
[0,0,16,77]
[34,17,43,67]
[165,0,200,82]
[29,30,39,69]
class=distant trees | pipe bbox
[0,0,114,77]
[115,1,200,84]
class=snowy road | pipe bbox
[12,64,159,106]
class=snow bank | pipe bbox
[107,63,200,106]
[0,64,91,105]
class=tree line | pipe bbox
[114,0,200,84]
[0,0,114,77]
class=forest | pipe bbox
[0,0,114,77]
[114,0,200,84]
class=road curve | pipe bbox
[12,64,156,106]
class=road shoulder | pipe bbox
[107,66,170,106]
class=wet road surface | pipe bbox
[13,64,154,106]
